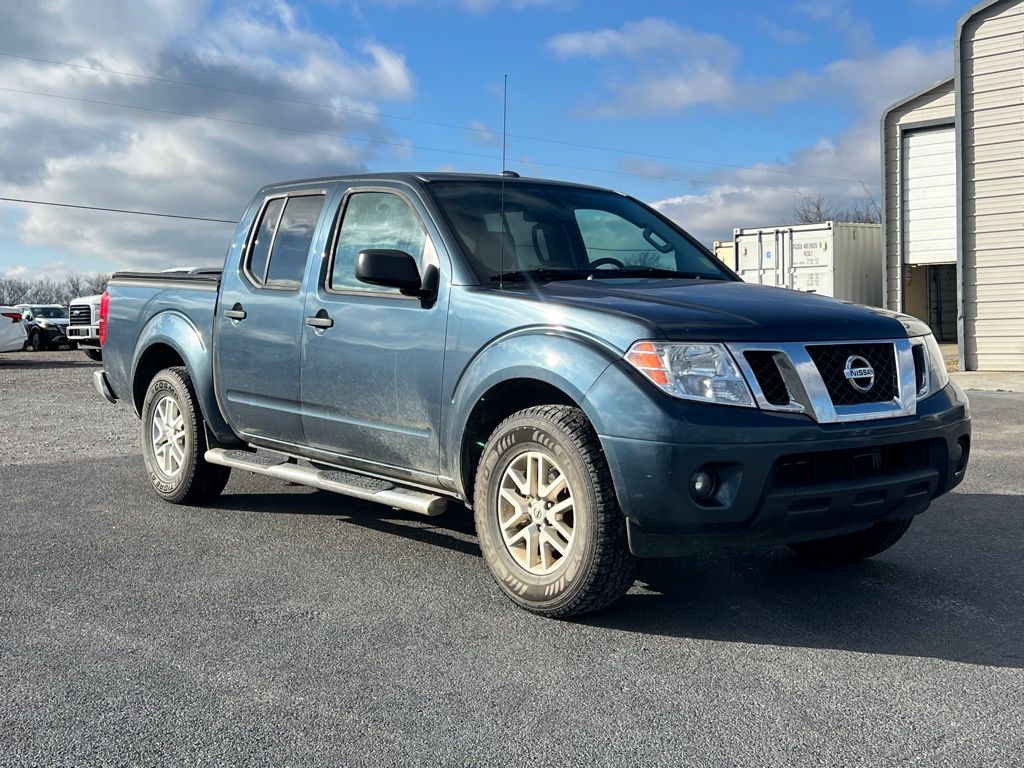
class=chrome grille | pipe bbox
[728,338,917,424]
[69,304,92,325]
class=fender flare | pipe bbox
[443,327,622,493]
[130,310,235,442]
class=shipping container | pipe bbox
[732,221,883,307]
[712,240,737,271]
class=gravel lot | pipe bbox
[1,350,1022,766]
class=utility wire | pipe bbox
[0,50,863,186]
[0,86,501,163]
[1,86,872,201]
[0,196,237,223]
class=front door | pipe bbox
[214,188,330,445]
[300,185,449,476]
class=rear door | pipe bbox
[299,184,449,476]
[214,187,331,445]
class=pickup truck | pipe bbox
[67,294,104,360]
[95,172,971,617]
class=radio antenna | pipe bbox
[499,73,508,291]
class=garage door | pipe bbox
[902,126,957,265]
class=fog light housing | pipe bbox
[691,468,717,501]
[955,436,970,473]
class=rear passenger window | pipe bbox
[246,198,284,284]
[330,192,427,293]
[245,194,325,289]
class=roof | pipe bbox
[881,75,955,123]
[259,171,614,195]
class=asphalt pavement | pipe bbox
[1,351,1022,766]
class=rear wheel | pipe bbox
[141,366,230,504]
[473,405,635,617]
[787,519,913,564]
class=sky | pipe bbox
[0,0,968,277]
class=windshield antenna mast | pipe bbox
[499,73,508,291]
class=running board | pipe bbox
[205,448,448,517]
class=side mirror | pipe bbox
[355,249,424,296]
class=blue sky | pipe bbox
[0,0,966,277]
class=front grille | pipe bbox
[744,351,790,405]
[69,304,92,325]
[806,343,897,406]
[773,439,934,488]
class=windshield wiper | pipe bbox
[489,268,595,283]
[585,267,726,280]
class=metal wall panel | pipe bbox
[959,0,1024,370]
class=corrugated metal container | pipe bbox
[732,222,883,306]
[712,240,737,271]
[957,0,1024,371]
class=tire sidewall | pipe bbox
[141,372,198,502]
[475,415,599,612]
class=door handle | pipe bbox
[224,303,246,321]
[305,312,334,329]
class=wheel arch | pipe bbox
[446,330,620,504]
[130,311,236,443]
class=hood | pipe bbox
[516,279,918,343]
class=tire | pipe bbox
[141,366,230,504]
[84,348,102,362]
[787,518,913,564]
[30,331,47,352]
[473,405,635,618]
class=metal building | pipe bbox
[883,0,1024,371]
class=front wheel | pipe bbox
[787,519,913,564]
[30,331,46,352]
[141,366,230,504]
[84,348,102,362]
[473,405,635,617]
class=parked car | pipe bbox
[67,294,104,361]
[95,172,971,617]
[17,304,71,351]
[0,306,28,353]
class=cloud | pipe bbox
[648,41,952,244]
[0,0,415,272]
[547,18,817,117]
[365,0,569,12]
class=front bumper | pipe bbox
[594,380,970,558]
[67,324,99,346]
[39,326,70,345]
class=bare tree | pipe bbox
[0,274,110,306]
[793,192,880,225]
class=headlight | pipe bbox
[915,333,949,399]
[625,341,755,407]
[37,320,49,328]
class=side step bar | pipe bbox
[205,448,448,517]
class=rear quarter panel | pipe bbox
[104,276,232,439]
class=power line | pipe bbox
[1,85,873,202]
[0,86,501,163]
[0,196,237,223]
[0,49,863,186]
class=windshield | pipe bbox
[31,307,68,319]
[428,181,731,283]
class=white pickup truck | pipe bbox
[67,294,103,361]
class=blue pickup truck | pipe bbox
[96,172,971,617]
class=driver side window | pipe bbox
[330,192,428,293]
[574,209,677,270]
